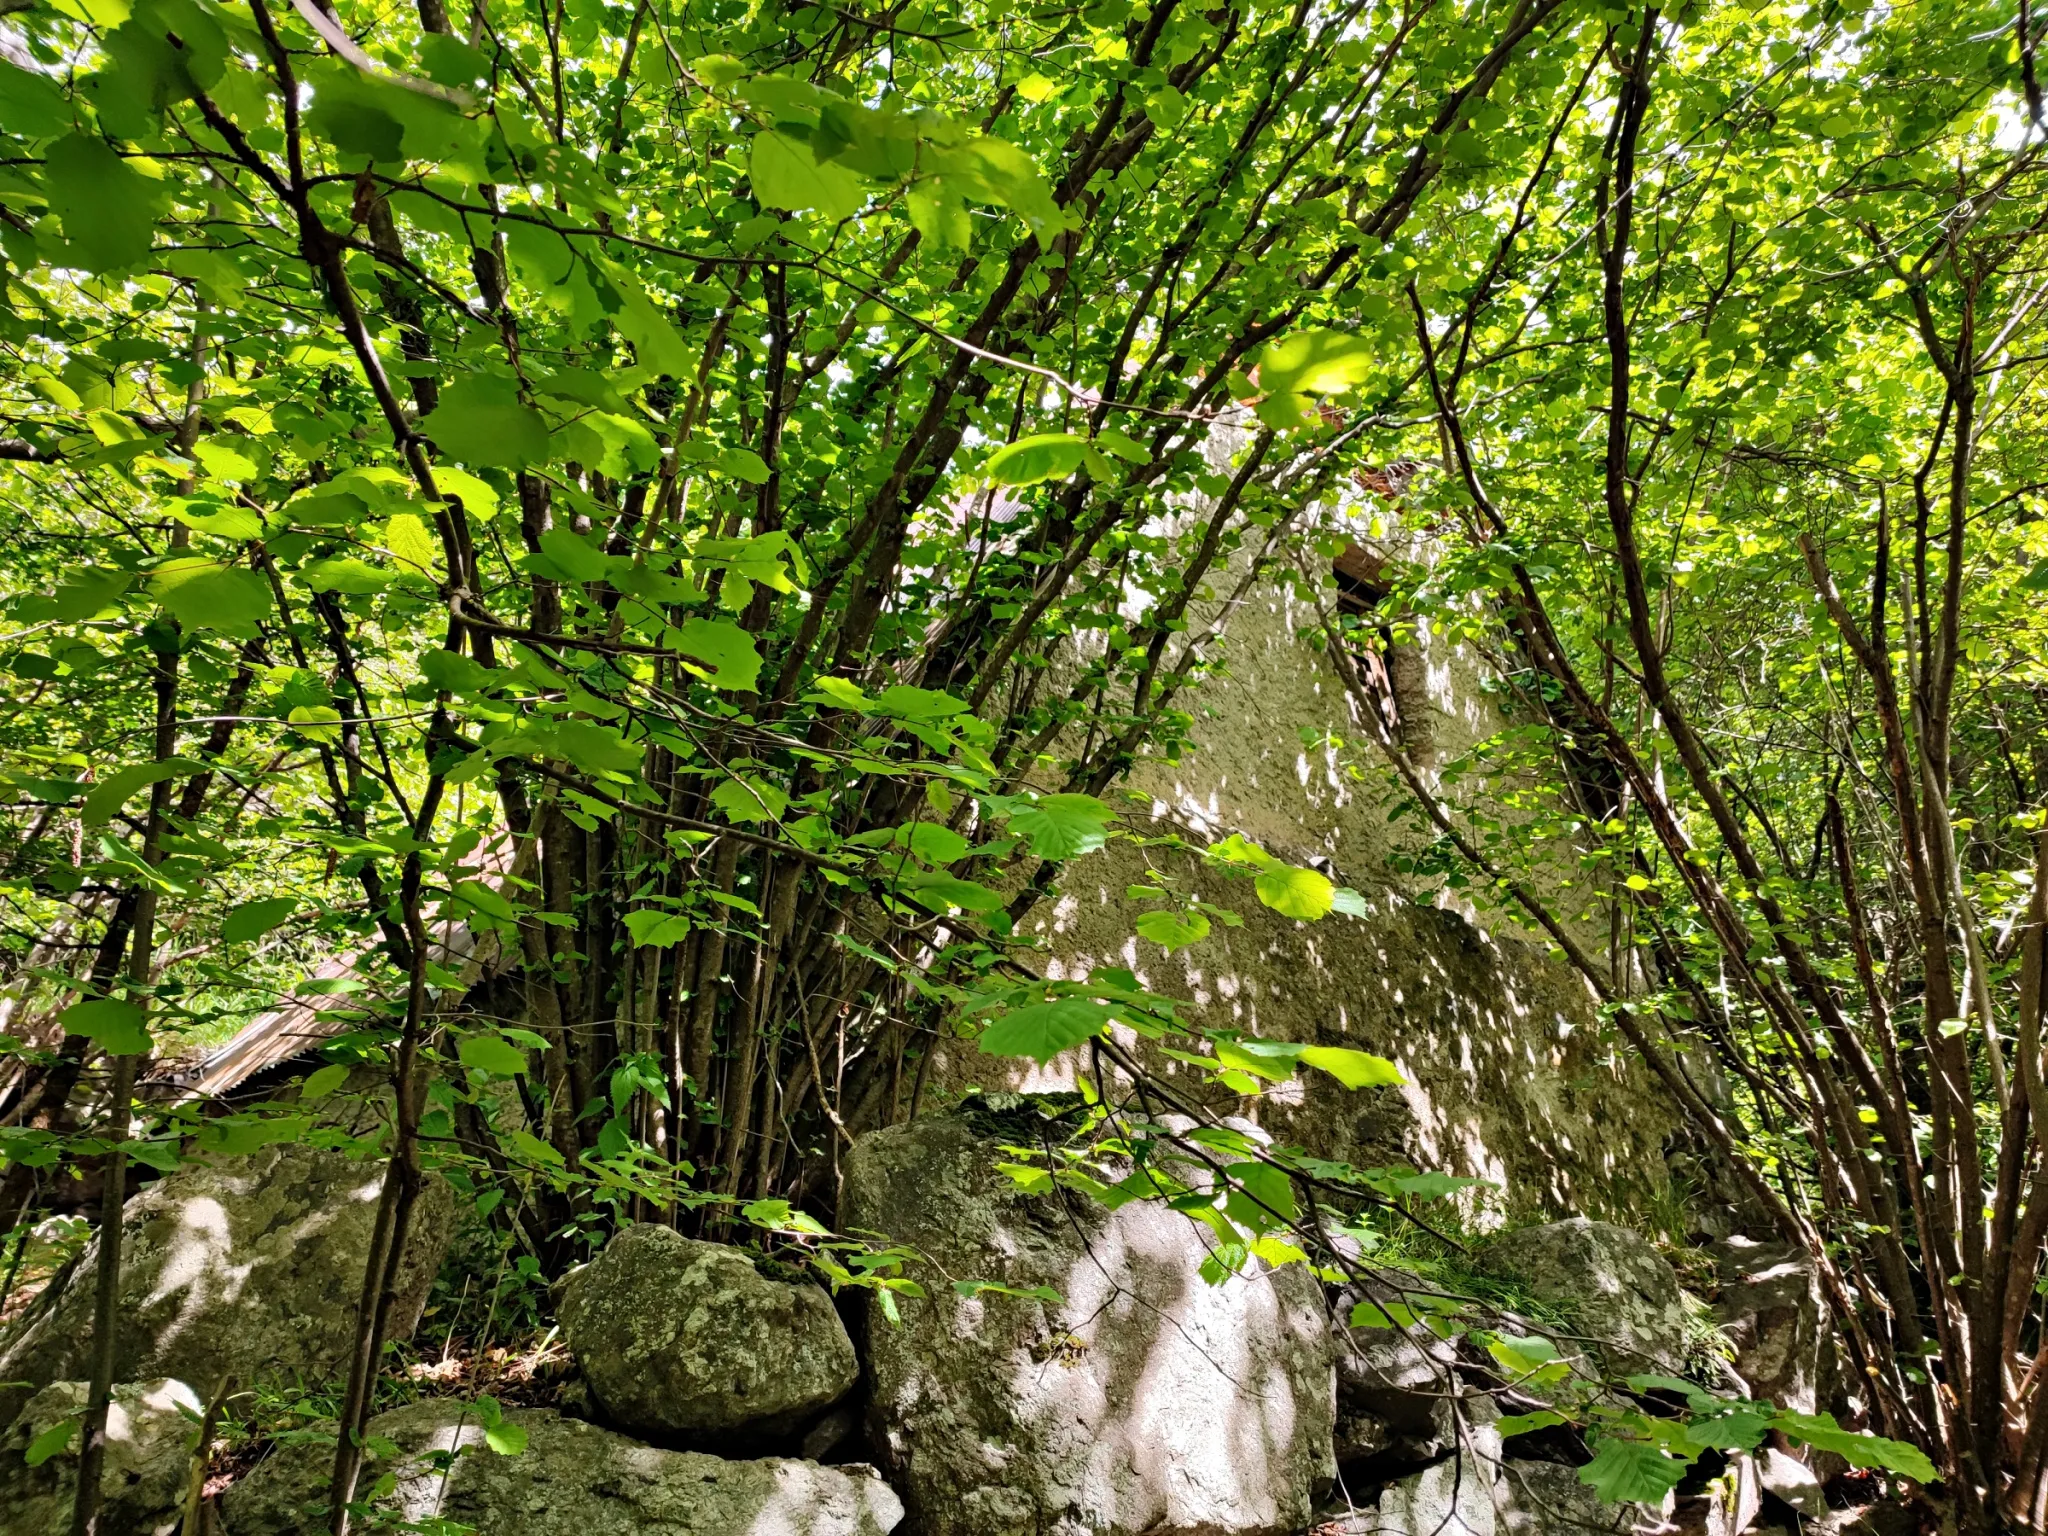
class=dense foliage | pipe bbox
[0,0,2037,1526]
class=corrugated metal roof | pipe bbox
[149,837,523,1101]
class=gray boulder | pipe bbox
[1710,1237,1833,1413]
[841,1105,1334,1536]
[1477,1219,1694,1378]
[558,1223,858,1445]
[1368,1403,1504,1536]
[1494,1459,1658,1536]
[0,1143,451,1428]
[0,1378,199,1536]
[221,1398,903,1536]
[1809,1503,1917,1536]
[1759,1445,1824,1515]
[1380,1453,1499,1536]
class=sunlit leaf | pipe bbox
[978,998,1116,1062]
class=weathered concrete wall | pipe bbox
[936,551,1686,1228]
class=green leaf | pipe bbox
[601,262,694,376]
[897,822,971,865]
[1223,1158,1296,1232]
[170,501,264,541]
[537,526,610,583]
[715,447,771,483]
[1094,428,1148,463]
[420,648,495,694]
[148,558,273,635]
[806,675,873,711]
[1006,793,1113,859]
[743,1196,832,1235]
[59,997,149,1055]
[693,53,746,87]
[711,777,789,824]
[421,374,550,469]
[1685,1409,1774,1451]
[1772,1412,1937,1482]
[126,1137,185,1173]
[306,90,404,163]
[383,513,440,576]
[303,558,395,595]
[1255,865,1335,920]
[1497,1411,1566,1438]
[458,1032,529,1077]
[750,129,864,218]
[452,879,517,920]
[1298,1045,1403,1088]
[954,1278,1063,1303]
[623,909,693,947]
[1348,1298,1420,1329]
[1487,1333,1562,1374]
[1578,1437,1692,1505]
[872,685,968,720]
[300,1062,350,1100]
[1250,327,1378,428]
[192,438,262,482]
[23,1415,79,1467]
[287,705,343,743]
[986,433,1090,486]
[528,720,643,777]
[505,1128,564,1167]
[978,998,1117,1062]
[43,133,166,273]
[431,466,502,522]
[223,897,297,944]
[1209,1036,1306,1083]
[32,568,134,622]
[484,1418,528,1456]
[669,618,764,691]
[902,871,1006,914]
[1206,832,1276,869]
[0,62,73,139]
[1135,909,1210,952]
[81,758,195,824]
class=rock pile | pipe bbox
[224,1399,903,1536]
[0,1096,1889,1536]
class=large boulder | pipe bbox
[0,1143,451,1426]
[1709,1236,1833,1413]
[221,1398,903,1536]
[1477,1219,1694,1378]
[558,1223,858,1446]
[0,1378,199,1536]
[1368,1403,1504,1536]
[1379,1453,1498,1536]
[841,1103,1334,1536]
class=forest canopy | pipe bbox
[0,0,2043,1528]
